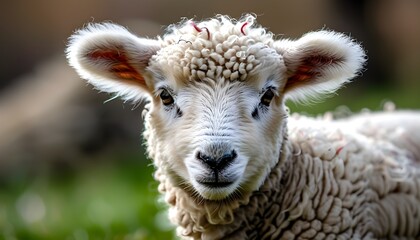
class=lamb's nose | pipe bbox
[196,150,237,172]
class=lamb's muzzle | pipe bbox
[190,139,245,200]
[195,148,237,188]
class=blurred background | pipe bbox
[0,0,419,239]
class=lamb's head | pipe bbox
[67,16,365,201]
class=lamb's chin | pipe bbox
[192,180,240,200]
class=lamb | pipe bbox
[66,15,420,239]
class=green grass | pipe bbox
[0,153,175,240]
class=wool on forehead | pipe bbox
[150,15,281,84]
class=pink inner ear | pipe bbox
[286,54,341,90]
[87,48,145,83]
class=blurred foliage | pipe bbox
[289,86,420,115]
[0,153,175,240]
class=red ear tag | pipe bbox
[240,22,249,35]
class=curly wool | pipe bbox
[151,15,278,83]
[151,112,420,239]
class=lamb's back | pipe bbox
[286,112,420,239]
[342,111,420,161]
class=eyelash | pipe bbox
[159,88,175,106]
[252,86,277,119]
[156,87,183,118]
[260,88,275,106]
[155,86,176,107]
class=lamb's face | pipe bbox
[146,51,288,200]
[67,16,365,201]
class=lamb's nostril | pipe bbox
[196,151,218,168]
[218,150,237,169]
[196,150,237,171]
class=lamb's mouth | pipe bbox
[194,178,239,200]
[196,171,237,189]
[197,180,234,188]
[193,174,240,200]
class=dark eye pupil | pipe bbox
[160,90,174,105]
[261,90,274,106]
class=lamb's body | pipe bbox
[152,111,420,239]
[67,15,420,239]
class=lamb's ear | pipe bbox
[274,31,366,101]
[66,23,161,101]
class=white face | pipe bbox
[146,68,287,200]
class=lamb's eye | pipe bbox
[159,89,174,106]
[261,89,275,106]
